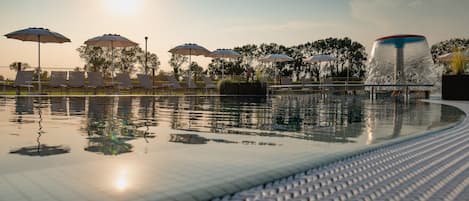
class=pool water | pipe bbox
[0,95,464,200]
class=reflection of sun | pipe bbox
[115,168,129,191]
[104,0,141,16]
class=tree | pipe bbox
[77,45,112,75]
[136,48,161,75]
[188,62,204,81]
[9,62,30,72]
[116,47,139,73]
[431,38,469,63]
[33,67,49,81]
[168,54,188,81]
[207,38,368,82]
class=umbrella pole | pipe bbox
[37,36,41,93]
[273,63,276,84]
[111,42,114,86]
[188,49,191,85]
[346,66,349,92]
[221,59,224,80]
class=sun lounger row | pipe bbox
[11,71,217,94]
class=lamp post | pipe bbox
[145,36,148,74]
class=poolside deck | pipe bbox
[214,100,469,201]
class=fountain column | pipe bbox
[395,47,405,84]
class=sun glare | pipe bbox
[104,0,141,16]
[114,168,129,191]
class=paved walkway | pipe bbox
[213,100,469,201]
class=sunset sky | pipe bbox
[0,0,468,77]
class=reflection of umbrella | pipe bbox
[437,52,469,62]
[9,97,71,157]
[259,54,293,84]
[169,43,210,82]
[85,34,138,85]
[10,144,70,157]
[207,49,241,79]
[5,27,71,92]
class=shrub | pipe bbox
[219,79,267,95]
[450,50,468,75]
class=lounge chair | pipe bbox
[202,76,217,93]
[137,74,159,94]
[166,75,182,94]
[86,72,105,94]
[186,77,199,90]
[0,76,6,94]
[14,71,34,95]
[68,71,85,88]
[48,71,68,93]
[281,77,292,85]
[115,73,132,93]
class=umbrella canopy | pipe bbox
[84,34,138,85]
[304,54,336,63]
[207,49,241,59]
[259,54,293,84]
[437,52,469,62]
[259,54,293,63]
[169,43,210,56]
[207,49,241,79]
[169,43,210,82]
[5,27,71,43]
[4,27,71,92]
[84,34,138,47]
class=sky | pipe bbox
[0,0,468,78]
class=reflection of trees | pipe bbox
[84,97,155,155]
[162,95,366,143]
[169,134,278,146]
[271,95,365,143]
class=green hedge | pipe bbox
[219,80,267,95]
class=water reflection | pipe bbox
[169,134,279,146]
[84,97,155,155]
[69,97,86,115]
[10,97,70,157]
[4,95,465,157]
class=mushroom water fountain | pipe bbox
[365,35,438,90]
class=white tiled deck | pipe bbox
[214,100,469,201]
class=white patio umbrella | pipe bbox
[207,49,241,79]
[304,54,337,84]
[303,54,336,63]
[259,54,293,84]
[169,43,210,82]
[4,27,71,93]
[85,34,138,85]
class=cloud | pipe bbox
[350,0,468,26]
[348,0,469,44]
[223,20,340,33]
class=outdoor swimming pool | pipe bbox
[0,95,465,201]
